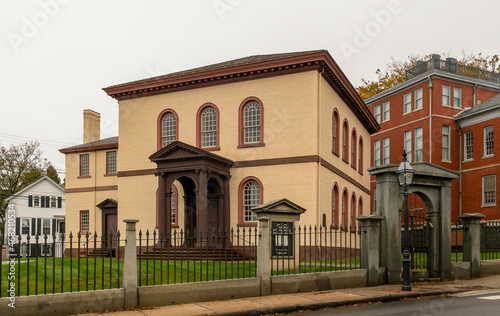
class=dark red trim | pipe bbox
[358,136,364,175]
[233,155,319,168]
[358,196,363,216]
[351,127,357,170]
[350,192,356,230]
[238,96,265,147]
[157,109,179,150]
[196,103,220,151]
[237,176,263,227]
[60,143,118,154]
[319,158,370,194]
[342,188,348,230]
[332,108,340,156]
[77,175,91,179]
[332,183,339,228]
[342,119,349,164]
[117,169,157,177]
[65,185,118,193]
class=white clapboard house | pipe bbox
[2,176,65,257]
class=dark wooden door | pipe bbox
[208,199,219,240]
[105,213,118,248]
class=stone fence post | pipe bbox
[357,214,385,286]
[459,213,485,279]
[256,216,271,296]
[123,219,139,308]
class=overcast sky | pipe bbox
[2,0,499,180]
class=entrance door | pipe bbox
[208,199,219,244]
[105,212,118,248]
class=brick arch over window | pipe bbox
[351,127,357,169]
[196,103,220,150]
[238,176,264,227]
[332,109,340,156]
[238,97,264,148]
[157,109,179,150]
[342,188,348,230]
[342,119,349,163]
[156,184,179,229]
[358,136,364,175]
[332,183,339,228]
[350,192,356,230]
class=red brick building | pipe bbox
[366,54,500,220]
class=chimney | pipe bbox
[83,109,101,144]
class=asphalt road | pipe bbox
[288,289,500,315]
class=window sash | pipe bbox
[80,154,89,176]
[404,131,412,163]
[404,93,412,113]
[465,131,473,160]
[171,187,176,224]
[43,219,51,235]
[50,196,57,208]
[243,181,260,222]
[22,219,30,235]
[483,175,496,205]
[442,85,450,105]
[107,151,117,174]
[415,127,423,162]
[162,113,177,147]
[442,125,450,161]
[484,126,494,156]
[374,140,380,166]
[454,87,462,108]
[415,88,423,109]
[383,137,390,164]
[383,101,390,121]
[374,105,381,123]
[33,195,40,207]
[243,102,261,144]
[201,108,217,148]
[80,211,89,232]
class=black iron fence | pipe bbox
[0,232,123,298]
[481,221,500,260]
[451,218,464,262]
[136,227,258,286]
[271,225,361,276]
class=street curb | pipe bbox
[204,288,465,316]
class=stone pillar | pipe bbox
[196,168,208,237]
[357,214,385,286]
[439,185,454,281]
[459,213,485,279]
[123,219,139,309]
[374,172,402,284]
[256,216,271,296]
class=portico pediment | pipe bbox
[149,141,233,167]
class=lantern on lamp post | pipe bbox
[396,151,414,291]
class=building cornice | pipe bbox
[103,51,379,134]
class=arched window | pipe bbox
[238,177,263,226]
[197,104,219,150]
[332,109,339,155]
[350,193,356,230]
[351,128,357,169]
[171,185,178,226]
[358,137,364,175]
[239,98,264,147]
[157,109,179,150]
[342,188,348,230]
[343,120,349,163]
[332,184,339,228]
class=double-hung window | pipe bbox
[453,87,462,108]
[80,154,89,176]
[415,88,423,109]
[404,93,412,114]
[442,125,450,161]
[373,140,381,167]
[415,127,423,162]
[374,105,381,123]
[383,101,390,121]
[484,125,494,157]
[21,219,30,235]
[383,137,390,164]
[404,131,412,162]
[442,85,451,105]
[483,175,496,206]
[464,131,473,161]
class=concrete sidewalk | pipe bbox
[80,275,500,316]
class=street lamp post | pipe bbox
[396,151,414,291]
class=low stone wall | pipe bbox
[452,261,471,279]
[0,289,124,316]
[481,260,500,276]
[271,269,367,294]
[138,278,261,307]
